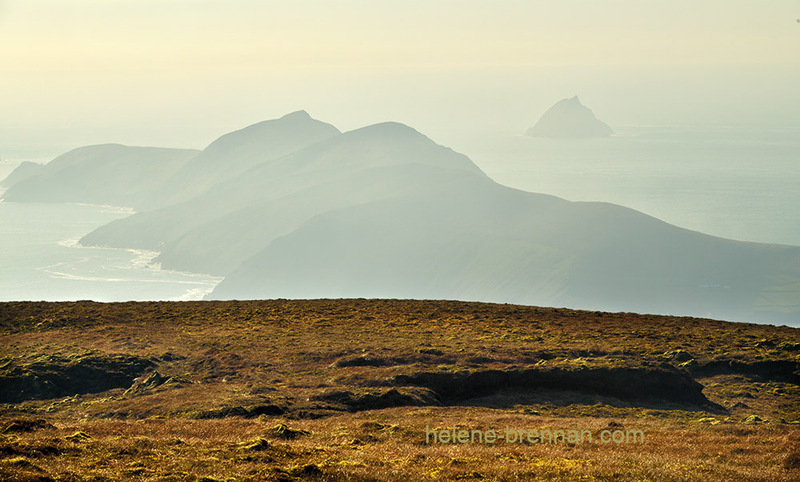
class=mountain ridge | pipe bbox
[4,111,798,324]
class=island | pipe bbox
[527,96,613,138]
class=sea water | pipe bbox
[0,195,221,302]
[454,124,800,247]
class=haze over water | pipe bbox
[457,124,800,248]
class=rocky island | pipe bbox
[527,96,613,138]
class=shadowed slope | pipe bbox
[208,175,800,323]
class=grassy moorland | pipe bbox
[1,299,799,481]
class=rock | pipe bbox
[288,464,322,477]
[124,371,192,396]
[662,349,694,362]
[270,423,310,440]
[237,437,271,451]
[526,96,613,138]
[743,415,766,424]
[124,371,168,395]
[697,417,720,425]
[65,431,91,442]
[310,387,439,412]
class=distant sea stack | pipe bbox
[527,96,613,138]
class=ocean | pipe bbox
[453,124,800,248]
[0,191,222,302]
[0,123,798,303]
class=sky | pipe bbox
[1,0,799,155]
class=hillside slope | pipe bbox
[1,145,198,207]
[141,110,341,209]
[81,122,486,275]
[209,174,800,323]
[0,161,43,188]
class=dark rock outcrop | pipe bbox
[390,365,711,407]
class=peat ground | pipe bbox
[1,299,799,480]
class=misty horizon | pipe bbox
[2,1,799,156]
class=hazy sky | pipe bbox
[2,1,799,153]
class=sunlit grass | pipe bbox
[1,299,799,480]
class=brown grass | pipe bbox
[1,299,799,480]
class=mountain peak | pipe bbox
[146,111,341,207]
[280,110,312,120]
[205,111,340,151]
[343,121,431,144]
